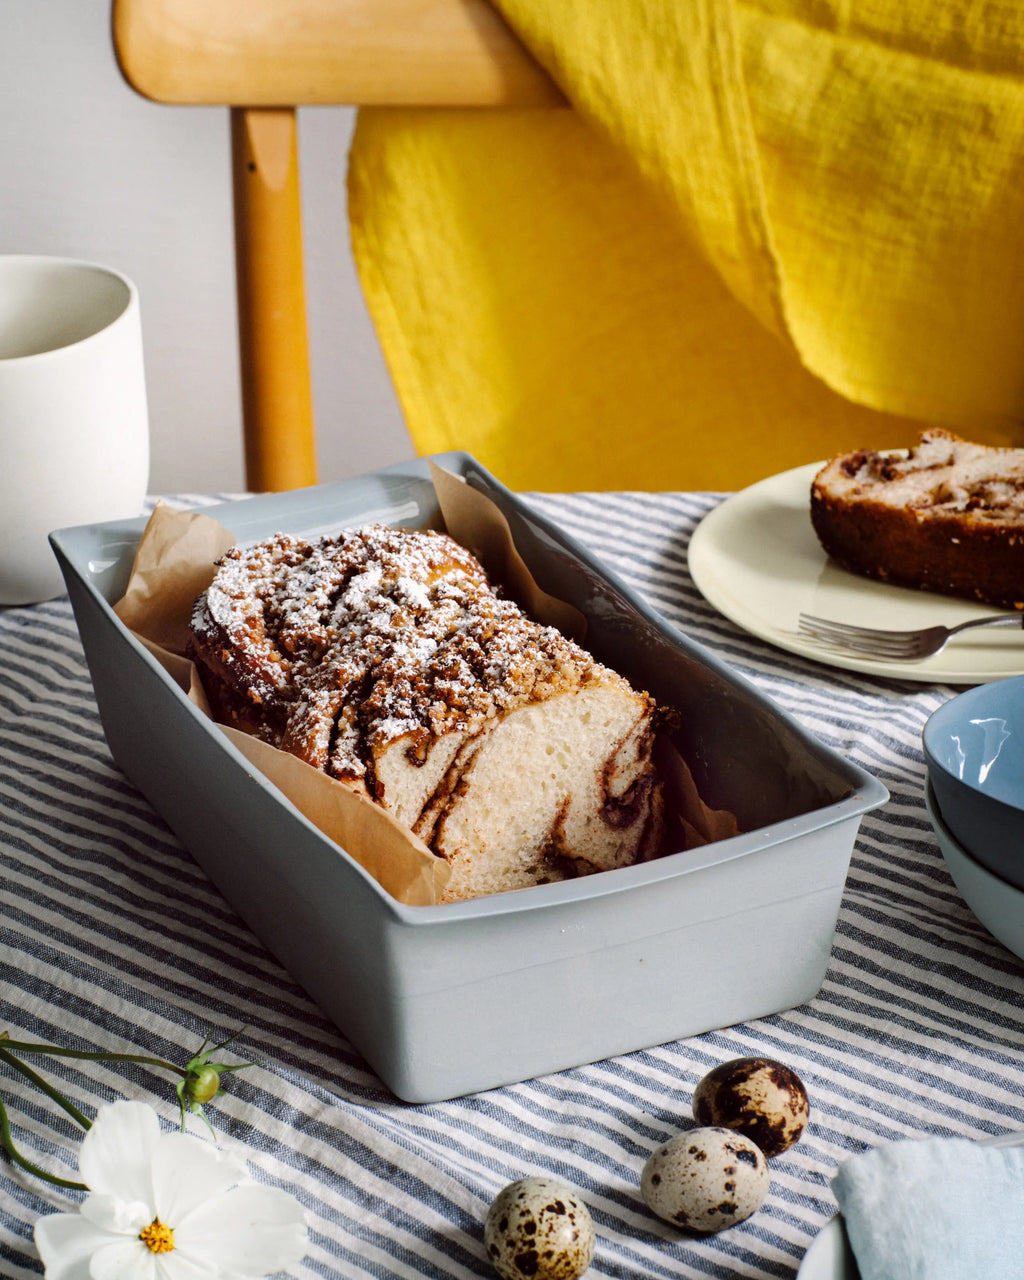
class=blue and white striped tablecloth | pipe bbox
[2,489,1021,1279]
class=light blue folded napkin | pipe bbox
[832,1137,1024,1280]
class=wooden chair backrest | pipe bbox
[112,0,565,489]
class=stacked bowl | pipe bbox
[923,676,1024,962]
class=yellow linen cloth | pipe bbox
[347,1,1024,492]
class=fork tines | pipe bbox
[796,613,926,659]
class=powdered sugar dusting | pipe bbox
[189,524,613,791]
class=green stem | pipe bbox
[0,1047,91,1131]
[0,1094,87,1193]
[0,1040,188,1192]
[0,1041,187,1077]
[0,1031,249,1192]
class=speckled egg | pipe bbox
[484,1176,595,1280]
[692,1057,809,1157]
[641,1127,768,1233]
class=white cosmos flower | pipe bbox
[34,1100,307,1280]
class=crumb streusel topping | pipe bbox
[190,524,607,787]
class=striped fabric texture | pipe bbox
[2,489,1022,1279]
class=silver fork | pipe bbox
[797,612,1024,661]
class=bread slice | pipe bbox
[188,524,665,901]
[810,431,1024,610]
[396,682,663,901]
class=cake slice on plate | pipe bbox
[810,430,1024,610]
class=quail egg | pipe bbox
[484,1175,595,1280]
[641,1126,768,1233]
[692,1056,809,1157]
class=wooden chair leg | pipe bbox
[231,106,318,491]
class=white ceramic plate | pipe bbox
[797,1218,858,1280]
[688,462,1024,683]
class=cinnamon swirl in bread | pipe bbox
[811,431,1024,609]
[188,524,665,901]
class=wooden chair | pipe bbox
[112,0,565,491]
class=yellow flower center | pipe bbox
[139,1219,175,1253]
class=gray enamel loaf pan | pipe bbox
[51,453,888,1103]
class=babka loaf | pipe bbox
[810,431,1024,609]
[188,524,666,901]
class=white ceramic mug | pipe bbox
[0,256,150,605]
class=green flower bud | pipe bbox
[185,1064,221,1106]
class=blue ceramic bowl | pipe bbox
[925,781,1024,964]
[923,677,1024,892]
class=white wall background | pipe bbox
[1,0,412,494]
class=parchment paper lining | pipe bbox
[113,466,738,905]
